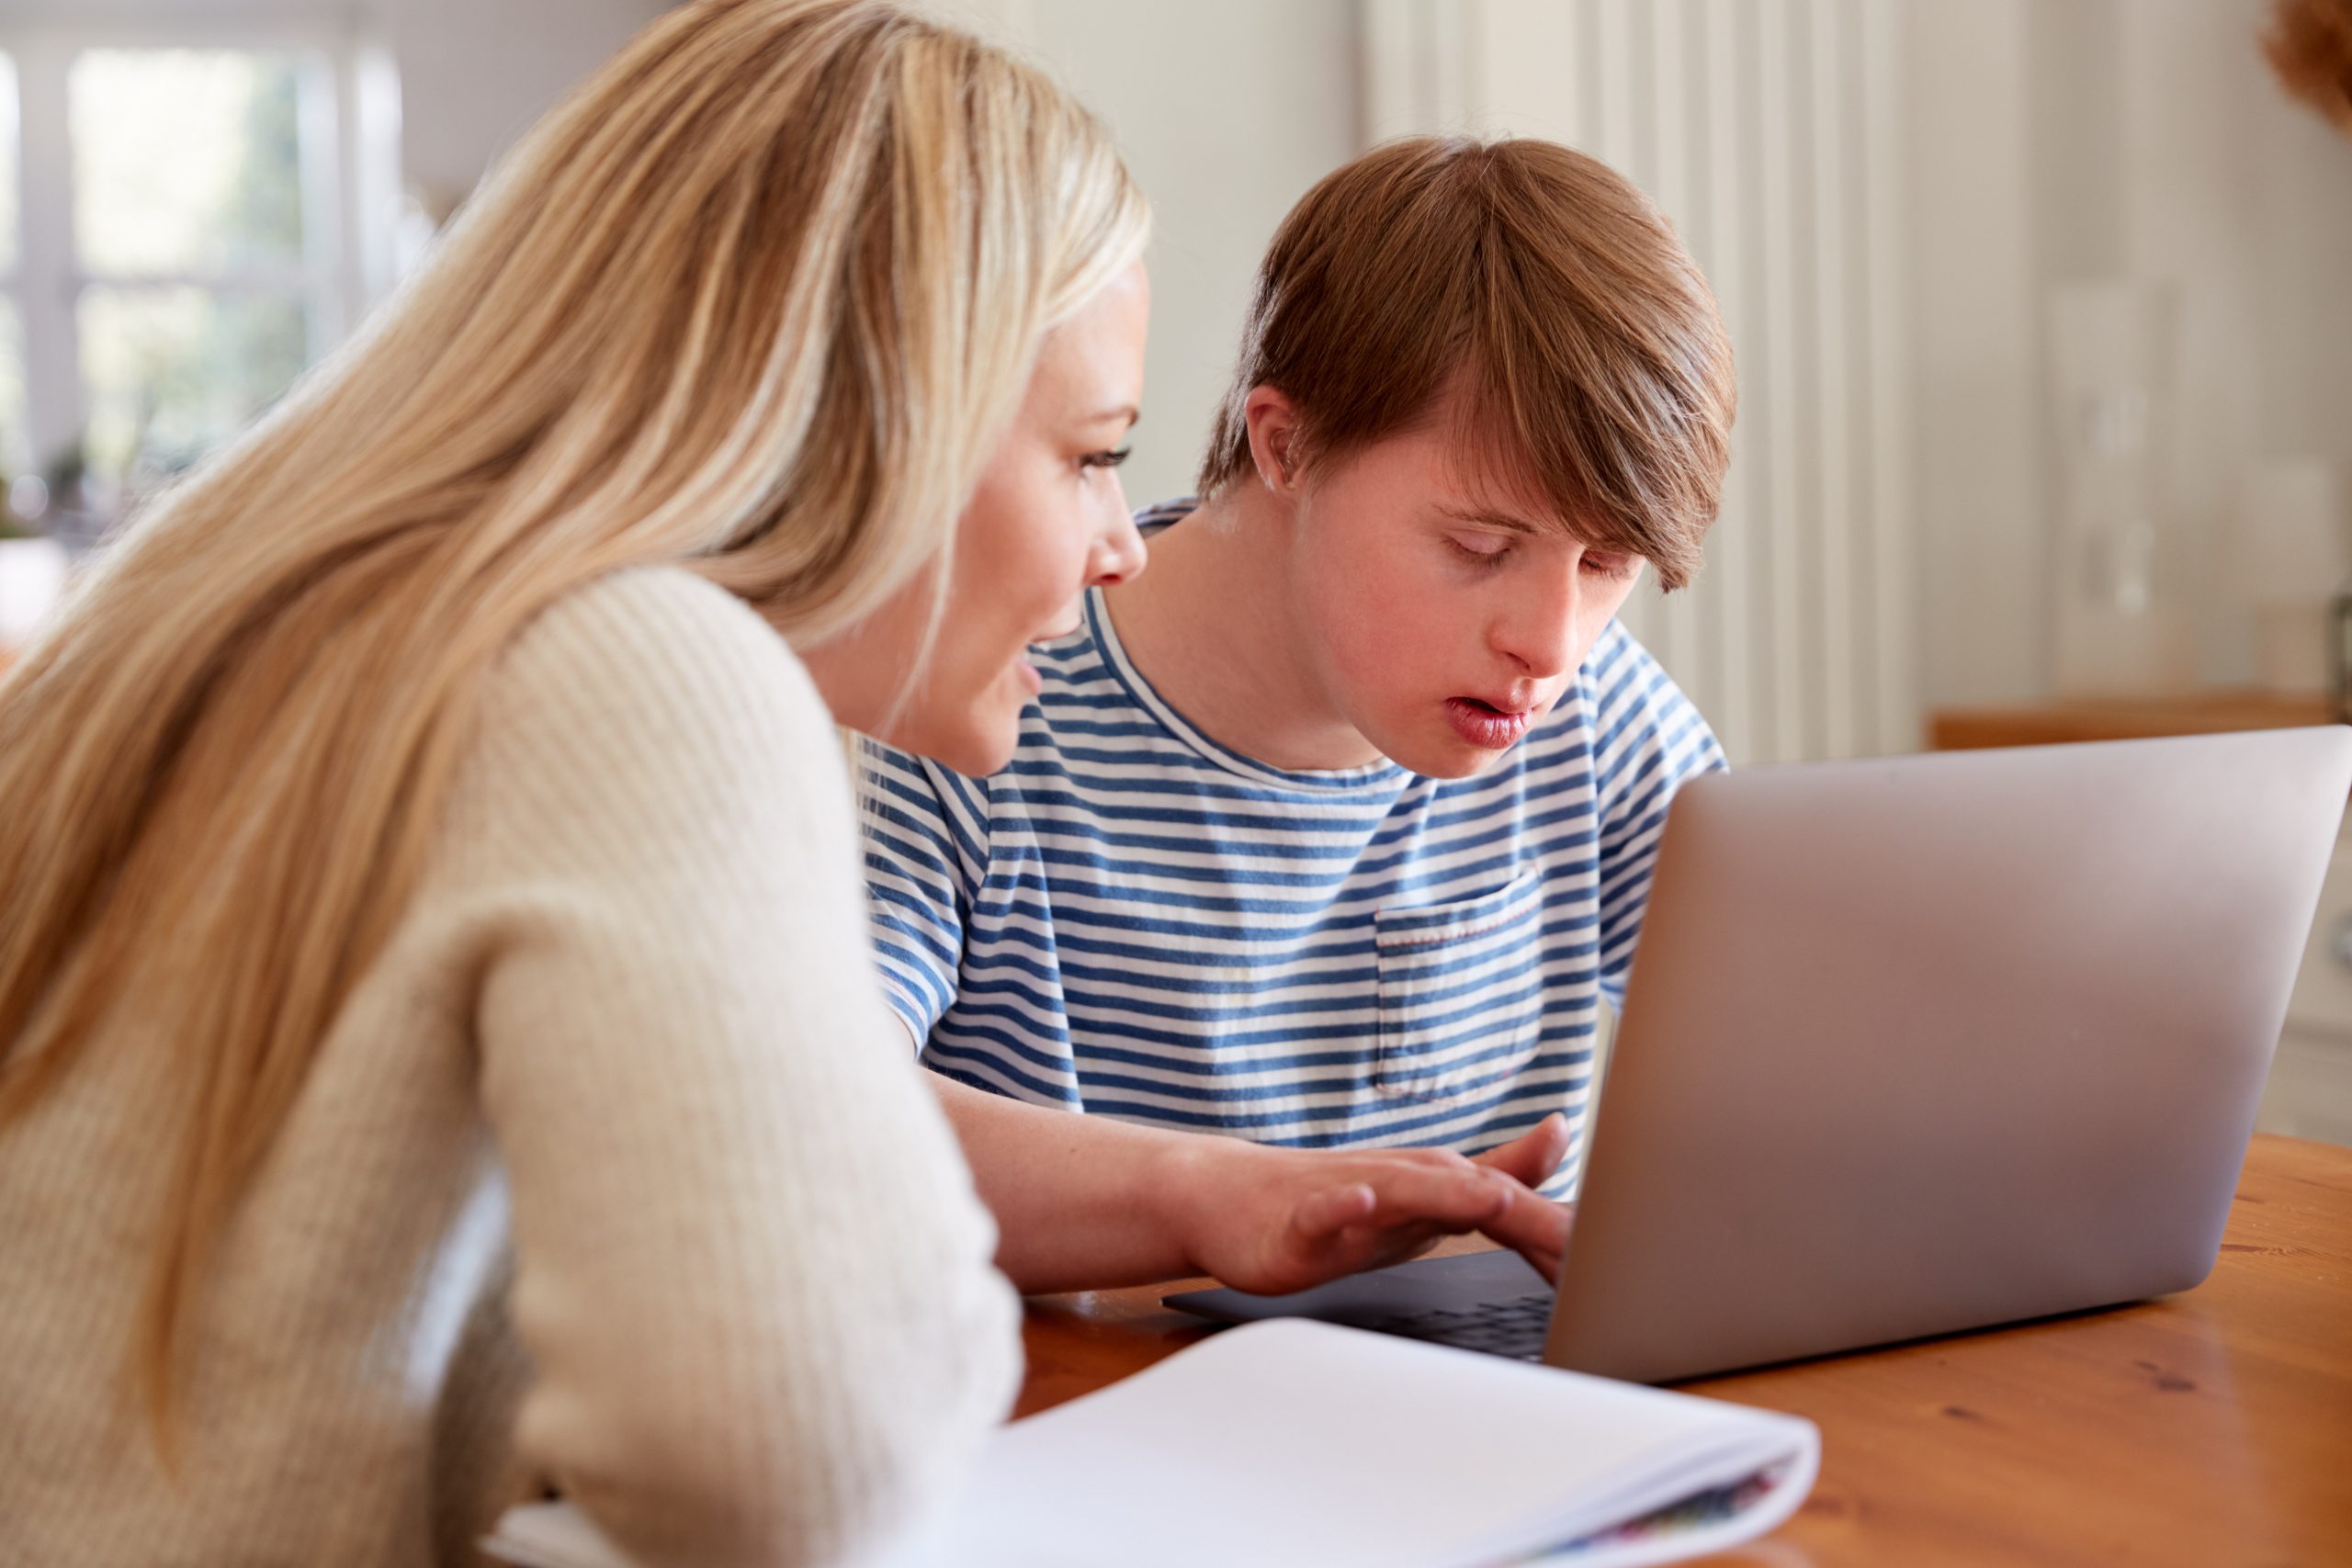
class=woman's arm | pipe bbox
[460,571,1016,1568]
[931,1073,1575,1295]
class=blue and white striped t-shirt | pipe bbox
[854,501,1724,1195]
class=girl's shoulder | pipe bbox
[492,566,825,736]
[459,566,842,833]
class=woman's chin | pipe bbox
[884,672,1028,776]
[953,736,1020,778]
[911,714,1021,779]
[954,666,1035,775]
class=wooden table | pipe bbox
[1017,1134,2352,1566]
[1928,692,2333,751]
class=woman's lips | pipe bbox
[1443,695,1532,750]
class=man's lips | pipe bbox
[1443,695,1534,750]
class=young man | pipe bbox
[856,136,1733,1295]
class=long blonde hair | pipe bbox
[0,0,1146,1439]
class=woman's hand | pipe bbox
[1157,1114,1577,1296]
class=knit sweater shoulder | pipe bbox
[0,566,1021,1568]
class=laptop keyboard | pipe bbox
[1363,1290,1555,1360]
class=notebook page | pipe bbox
[945,1318,1814,1568]
[487,1319,1817,1568]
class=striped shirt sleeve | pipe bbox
[853,735,993,1049]
[1586,626,1726,1010]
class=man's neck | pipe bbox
[1101,490,1385,773]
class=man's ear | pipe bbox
[1241,385,1304,496]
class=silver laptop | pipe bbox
[1165,728,2352,1382]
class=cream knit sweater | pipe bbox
[0,568,1021,1567]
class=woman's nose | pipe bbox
[1090,494,1148,588]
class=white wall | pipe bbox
[0,0,349,19]
[2118,0,2352,682]
[384,0,673,204]
[1905,0,2352,704]
[928,0,1363,509]
[1903,0,2047,707]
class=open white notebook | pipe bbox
[484,1317,1818,1568]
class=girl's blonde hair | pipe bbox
[0,0,1146,1441]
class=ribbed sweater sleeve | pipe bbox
[440,568,1020,1567]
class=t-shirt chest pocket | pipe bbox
[1372,869,1544,1100]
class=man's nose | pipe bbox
[1492,558,1579,680]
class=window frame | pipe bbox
[0,53,28,474]
[0,17,399,487]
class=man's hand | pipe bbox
[1158,1114,1577,1297]
[1468,1113,1577,1282]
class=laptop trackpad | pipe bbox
[1164,1248,1551,1327]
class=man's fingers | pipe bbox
[1472,1113,1573,1189]
[1356,1160,1516,1230]
[1270,1145,1567,1291]
[1288,1180,1377,1242]
[1480,1189,1575,1280]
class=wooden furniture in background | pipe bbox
[1928,690,2332,750]
[1019,1135,2352,1567]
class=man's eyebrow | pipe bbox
[1435,504,1543,536]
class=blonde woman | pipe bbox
[0,4,1140,1563]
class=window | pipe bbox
[0,57,28,477]
[74,49,320,488]
[0,28,399,527]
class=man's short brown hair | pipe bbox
[1198,136,1734,591]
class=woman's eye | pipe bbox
[1078,446,1132,473]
